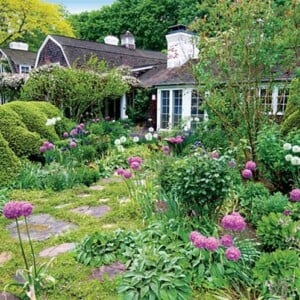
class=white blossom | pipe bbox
[148,127,154,133]
[153,133,158,139]
[114,139,121,145]
[292,145,300,153]
[117,145,125,152]
[291,156,300,166]
[283,143,292,150]
[285,154,293,161]
[145,132,153,141]
[132,136,139,143]
[120,136,127,143]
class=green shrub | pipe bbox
[74,166,100,187]
[249,192,289,226]
[253,249,300,299]
[6,101,59,141]
[256,212,300,251]
[0,132,21,187]
[159,154,233,218]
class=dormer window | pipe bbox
[19,64,31,74]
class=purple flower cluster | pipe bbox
[241,160,257,179]
[221,212,247,232]
[3,201,33,219]
[40,141,55,153]
[189,231,241,261]
[289,188,300,202]
[116,156,143,179]
[166,136,184,144]
[211,151,219,159]
[162,145,170,155]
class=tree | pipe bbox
[194,0,299,161]
[20,59,129,122]
[0,0,74,47]
[69,0,204,51]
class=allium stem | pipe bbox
[25,217,37,277]
[15,219,30,272]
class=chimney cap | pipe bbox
[121,30,134,39]
[167,24,195,35]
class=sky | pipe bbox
[48,0,115,14]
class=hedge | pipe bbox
[0,132,21,187]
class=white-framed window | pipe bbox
[260,87,273,114]
[19,64,31,74]
[276,87,288,114]
[191,90,204,129]
[160,89,183,129]
[0,64,4,73]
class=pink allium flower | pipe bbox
[3,201,23,219]
[221,212,247,232]
[283,210,291,216]
[189,231,201,243]
[289,188,300,202]
[63,132,69,138]
[123,170,132,179]
[40,146,47,153]
[116,168,125,176]
[47,143,54,150]
[70,129,78,136]
[128,156,143,164]
[211,151,219,159]
[220,234,233,247]
[245,160,256,171]
[43,141,50,148]
[130,161,140,170]
[242,169,253,179]
[205,237,219,251]
[174,136,183,144]
[193,234,207,249]
[21,202,33,217]
[69,141,77,148]
[225,246,241,261]
[162,145,170,155]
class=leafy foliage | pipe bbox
[253,249,300,299]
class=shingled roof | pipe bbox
[140,59,197,87]
[50,35,167,69]
[0,48,36,72]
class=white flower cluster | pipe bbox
[45,116,61,126]
[284,143,300,166]
[0,73,27,90]
[114,136,127,152]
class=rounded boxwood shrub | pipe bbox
[0,132,21,187]
[6,101,58,141]
[0,105,41,157]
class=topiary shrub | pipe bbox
[0,105,41,157]
[0,132,21,187]
[6,101,59,141]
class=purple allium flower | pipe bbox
[242,169,253,179]
[221,212,247,232]
[128,156,143,164]
[70,129,78,136]
[211,151,219,159]
[130,161,140,170]
[283,210,292,216]
[3,201,23,219]
[43,141,50,148]
[290,188,300,202]
[245,160,256,171]
[220,234,234,247]
[123,170,132,179]
[21,202,33,217]
[40,146,47,153]
[162,145,170,155]
[225,246,241,261]
[189,231,201,243]
[193,234,207,249]
[63,132,69,138]
[47,143,54,150]
[69,141,77,148]
[116,168,125,176]
[205,237,219,252]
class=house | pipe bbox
[35,33,167,120]
[0,42,36,104]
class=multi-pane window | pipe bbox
[19,65,31,74]
[0,64,4,73]
[173,90,182,127]
[260,88,273,113]
[191,90,204,129]
[161,90,170,129]
[277,88,288,114]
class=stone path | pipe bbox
[39,243,76,257]
[0,292,20,300]
[71,205,111,218]
[90,262,126,282]
[6,214,78,241]
[0,252,12,266]
[89,185,105,191]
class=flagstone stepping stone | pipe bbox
[77,193,91,198]
[0,252,12,266]
[39,243,76,258]
[89,185,105,191]
[55,203,71,209]
[6,214,78,241]
[90,262,126,282]
[0,292,20,300]
[71,205,110,218]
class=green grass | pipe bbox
[0,177,143,299]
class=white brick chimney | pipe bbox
[121,31,136,50]
[166,25,199,69]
